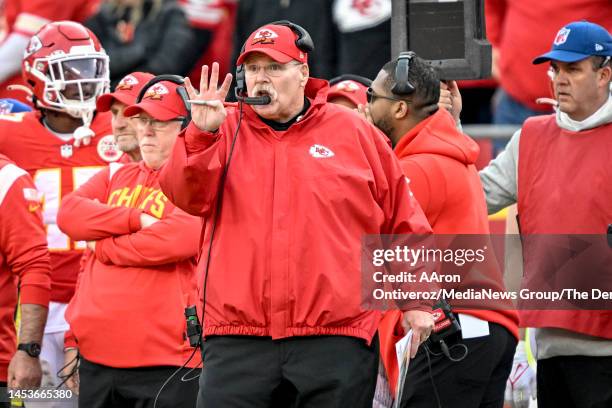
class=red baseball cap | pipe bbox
[124,80,188,121]
[96,72,154,112]
[327,79,369,107]
[236,24,308,65]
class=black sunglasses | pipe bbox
[366,87,411,104]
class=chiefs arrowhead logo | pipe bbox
[117,74,139,90]
[309,144,335,159]
[554,27,570,46]
[336,80,361,93]
[24,36,43,58]
[252,28,279,45]
[143,83,169,100]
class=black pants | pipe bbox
[400,323,516,408]
[0,381,8,408]
[78,358,198,408]
[197,335,379,408]
[537,355,612,408]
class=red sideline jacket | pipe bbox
[379,109,519,394]
[58,162,201,368]
[159,78,433,344]
[0,154,50,381]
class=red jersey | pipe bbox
[58,162,201,368]
[0,110,120,303]
[0,154,50,381]
[0,0,101,101]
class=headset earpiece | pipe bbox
[268,20,315,53]
[136,74,191,130]
[392,52,416,96]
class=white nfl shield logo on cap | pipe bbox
[554,27,570,45]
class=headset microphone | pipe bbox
[236,94,272,105]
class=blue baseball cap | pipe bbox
[533,21,612,65]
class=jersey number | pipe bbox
[33,166,104,251]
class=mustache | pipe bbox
[250,85,276,99]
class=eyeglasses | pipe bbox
[366,87,411,104]
[130,116,184,130]
[243,61,303,77]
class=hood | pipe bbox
[394,108,479,165]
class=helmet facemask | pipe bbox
[30,48,110,123]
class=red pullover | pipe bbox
[58,162,201,368]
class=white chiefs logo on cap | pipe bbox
[97,134,122,162]
[554,27,571,45]
[336,80,360,93]
[144,83,169,100]
[117,74,139,90]
[252,28,279,45]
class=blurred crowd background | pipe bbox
[0,0,611,145]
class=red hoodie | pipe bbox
[0,154,50,381]
[379,109,519,395]
[58,162,201,368]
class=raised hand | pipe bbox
[184,62,233,133]
[438,80,462,123]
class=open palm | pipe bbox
[184,62,233,132]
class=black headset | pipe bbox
[136,74,192,129]
[392,51,416,95]
[329,74,372,87]
[234,20,315,105]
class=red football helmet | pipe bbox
[22,21,109,121]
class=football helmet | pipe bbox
[22,21,109,121]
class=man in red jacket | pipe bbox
[0,155,50,408]
[59,70,154,393]
[365,53,519,407]
[57,79,201,408]
[159,21,434,407]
